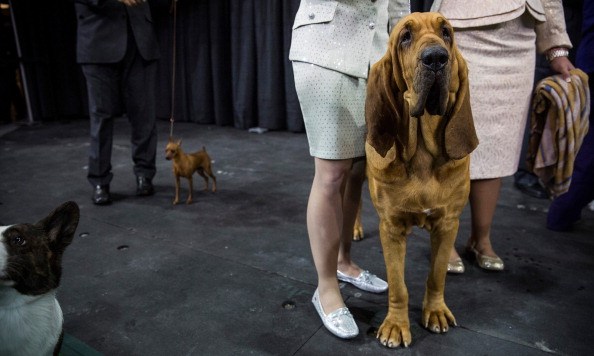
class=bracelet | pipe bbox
[546,47,569,62]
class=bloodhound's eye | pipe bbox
[400,29,412,46]
[441,26,451,42]
[11,235,26,246]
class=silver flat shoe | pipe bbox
[469,246,504,271]
[312,289,358,339]
[336,270,388,293]
[447,258,465,274]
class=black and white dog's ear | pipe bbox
[36,201,80,251]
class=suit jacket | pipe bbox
[289,0,409,79]
[431,0,572,53]
[75,0,160,64]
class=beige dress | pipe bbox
[433,0,571,179]
[289,0,408,159]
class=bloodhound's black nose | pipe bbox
[421,46,448,72]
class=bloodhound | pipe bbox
[365,13,478,347]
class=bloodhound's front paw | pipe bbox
[376,316,412,348]
[422,302,457,333]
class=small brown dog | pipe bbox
[165,138,217,205]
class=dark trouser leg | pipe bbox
[122,50,157,180]
[82,64,122,187]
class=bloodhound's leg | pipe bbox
[423,217,458,333]
[376,216,412,348]
[353,201,364,241]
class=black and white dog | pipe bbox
[0,201,79,356]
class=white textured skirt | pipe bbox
[292,61,367,160]
[455,12,537,179]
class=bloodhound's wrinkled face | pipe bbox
[366,12,475,163]
[392,14,455,118]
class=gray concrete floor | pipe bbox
[0,119,592,356]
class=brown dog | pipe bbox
[365,13,478,347]
[165,138,217,205]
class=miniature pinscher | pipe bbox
[165,138,217,205]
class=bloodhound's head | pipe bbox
[366,12,478,166]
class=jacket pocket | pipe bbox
[292,0,338,30]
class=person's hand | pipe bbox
[118,0,146,7]
[549,56,575,82]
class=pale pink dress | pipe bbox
[436,0,572,179]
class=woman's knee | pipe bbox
[314,159,351,188]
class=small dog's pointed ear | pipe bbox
[177,139,182,146]
[36,201,80,252]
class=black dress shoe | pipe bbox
[136,176,155,196]
[514,170,548,199]
[92,185,111,205]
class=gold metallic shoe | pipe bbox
[469,247,504,271]
[447,258,465,274]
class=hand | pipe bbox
[549,56,575,82]
[118,0,146,7]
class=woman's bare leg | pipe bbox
[307,157,352,312]
[449,178,502,262]
[467,178,502,257]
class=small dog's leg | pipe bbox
[173,175,181,205]
[206,167,217,192]
[197,170,209,191]
[186,177,194,204]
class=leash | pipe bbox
[168,0,178,138]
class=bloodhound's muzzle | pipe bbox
[364,12,478,348]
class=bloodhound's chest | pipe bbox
[368,153,470,215]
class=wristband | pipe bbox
[546,47,569,62]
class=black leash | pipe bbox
[168,0,177,138]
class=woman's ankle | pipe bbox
[337,261,361,277]
[467,237,498,257]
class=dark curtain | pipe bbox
[153,0,303,132]
[9,0,86,122]
[7,0,304,132]
[410,0,433,12]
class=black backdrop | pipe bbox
[10,0,304,132]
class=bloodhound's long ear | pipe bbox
[365,56,399,170]
[365,37,417,168]
[444,43,479,160]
